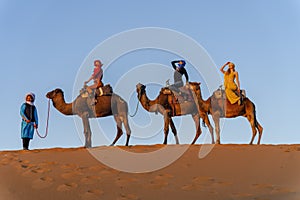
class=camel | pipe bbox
[136,83,214,145]
[189,82,263,144]
[46,88,131,148]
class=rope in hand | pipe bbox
[36,99,51,138]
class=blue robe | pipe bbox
[20,103,38,139]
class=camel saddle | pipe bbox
[213,88,246,100]
[80,84,113,98]
[161,86,193,104]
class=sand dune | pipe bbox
[0,144,299,200]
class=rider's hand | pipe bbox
[34,124,38,129]
[26,119,30,123]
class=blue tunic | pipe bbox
[20,103,38,139]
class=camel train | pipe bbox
[46,81,263,148]
[46,60,262,147]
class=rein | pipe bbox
[35,99,51,138]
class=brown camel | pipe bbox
[189,82,263,144]
[136,83,214,145]
[46,88,131,148]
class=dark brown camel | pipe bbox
[189,82,263,144]
[136,83,214,145]
[46,88,131,147]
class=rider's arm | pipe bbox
[220,62,230,74]
[171,60,180,70]
[183,68,189,83]
[20,104,29,122]
[235,72,241,91]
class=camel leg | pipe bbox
[200,112,215,144]
[81,113,92,148]
[163,112,170,145]
[191,114,202,144]
[169,118,179,144]
[256,121,263,145]
[111,115,123,146]
[212,114,221,144]
[247,115,257,145]
[123,114,131,146]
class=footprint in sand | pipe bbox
[21,164,47,177]
[60,163,78,170]
[117,193,139,200]
[115,177,137,187]
[80,189,104,200]
[145,174,174,189]
[80,176,101,185]
[0,154,21,166]
[231,193,254,199]
[30,166,52,174]
[57,183,78,192]
[61,171,83,179]
[252,183,295,195]
[0,157,12,166]
[88,165,104,171]
[32,176,54,189]
[181,176,219,191]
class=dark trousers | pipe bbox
[22,138,30,150]
[169,81,184,93]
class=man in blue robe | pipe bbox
[20,93,38,150]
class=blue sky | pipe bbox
[0,1,300,150]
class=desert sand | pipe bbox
[0,144,299,200]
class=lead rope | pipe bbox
[129,99,139,117]
[36,99,51,138]
[129,92,141,117]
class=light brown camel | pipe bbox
[189,82,263,144]
[136,83,214,145]
[46,88,131,148]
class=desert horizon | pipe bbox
[1,144,299,200]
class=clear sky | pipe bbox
[0,0,300,150]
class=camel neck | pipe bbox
[52,94,74,115]
[139,91,157,112]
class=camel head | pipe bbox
[136,83,146,98]
[46,88,64,99]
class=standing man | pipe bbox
[20,93,38,150]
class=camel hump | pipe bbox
[213,89,226,100]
